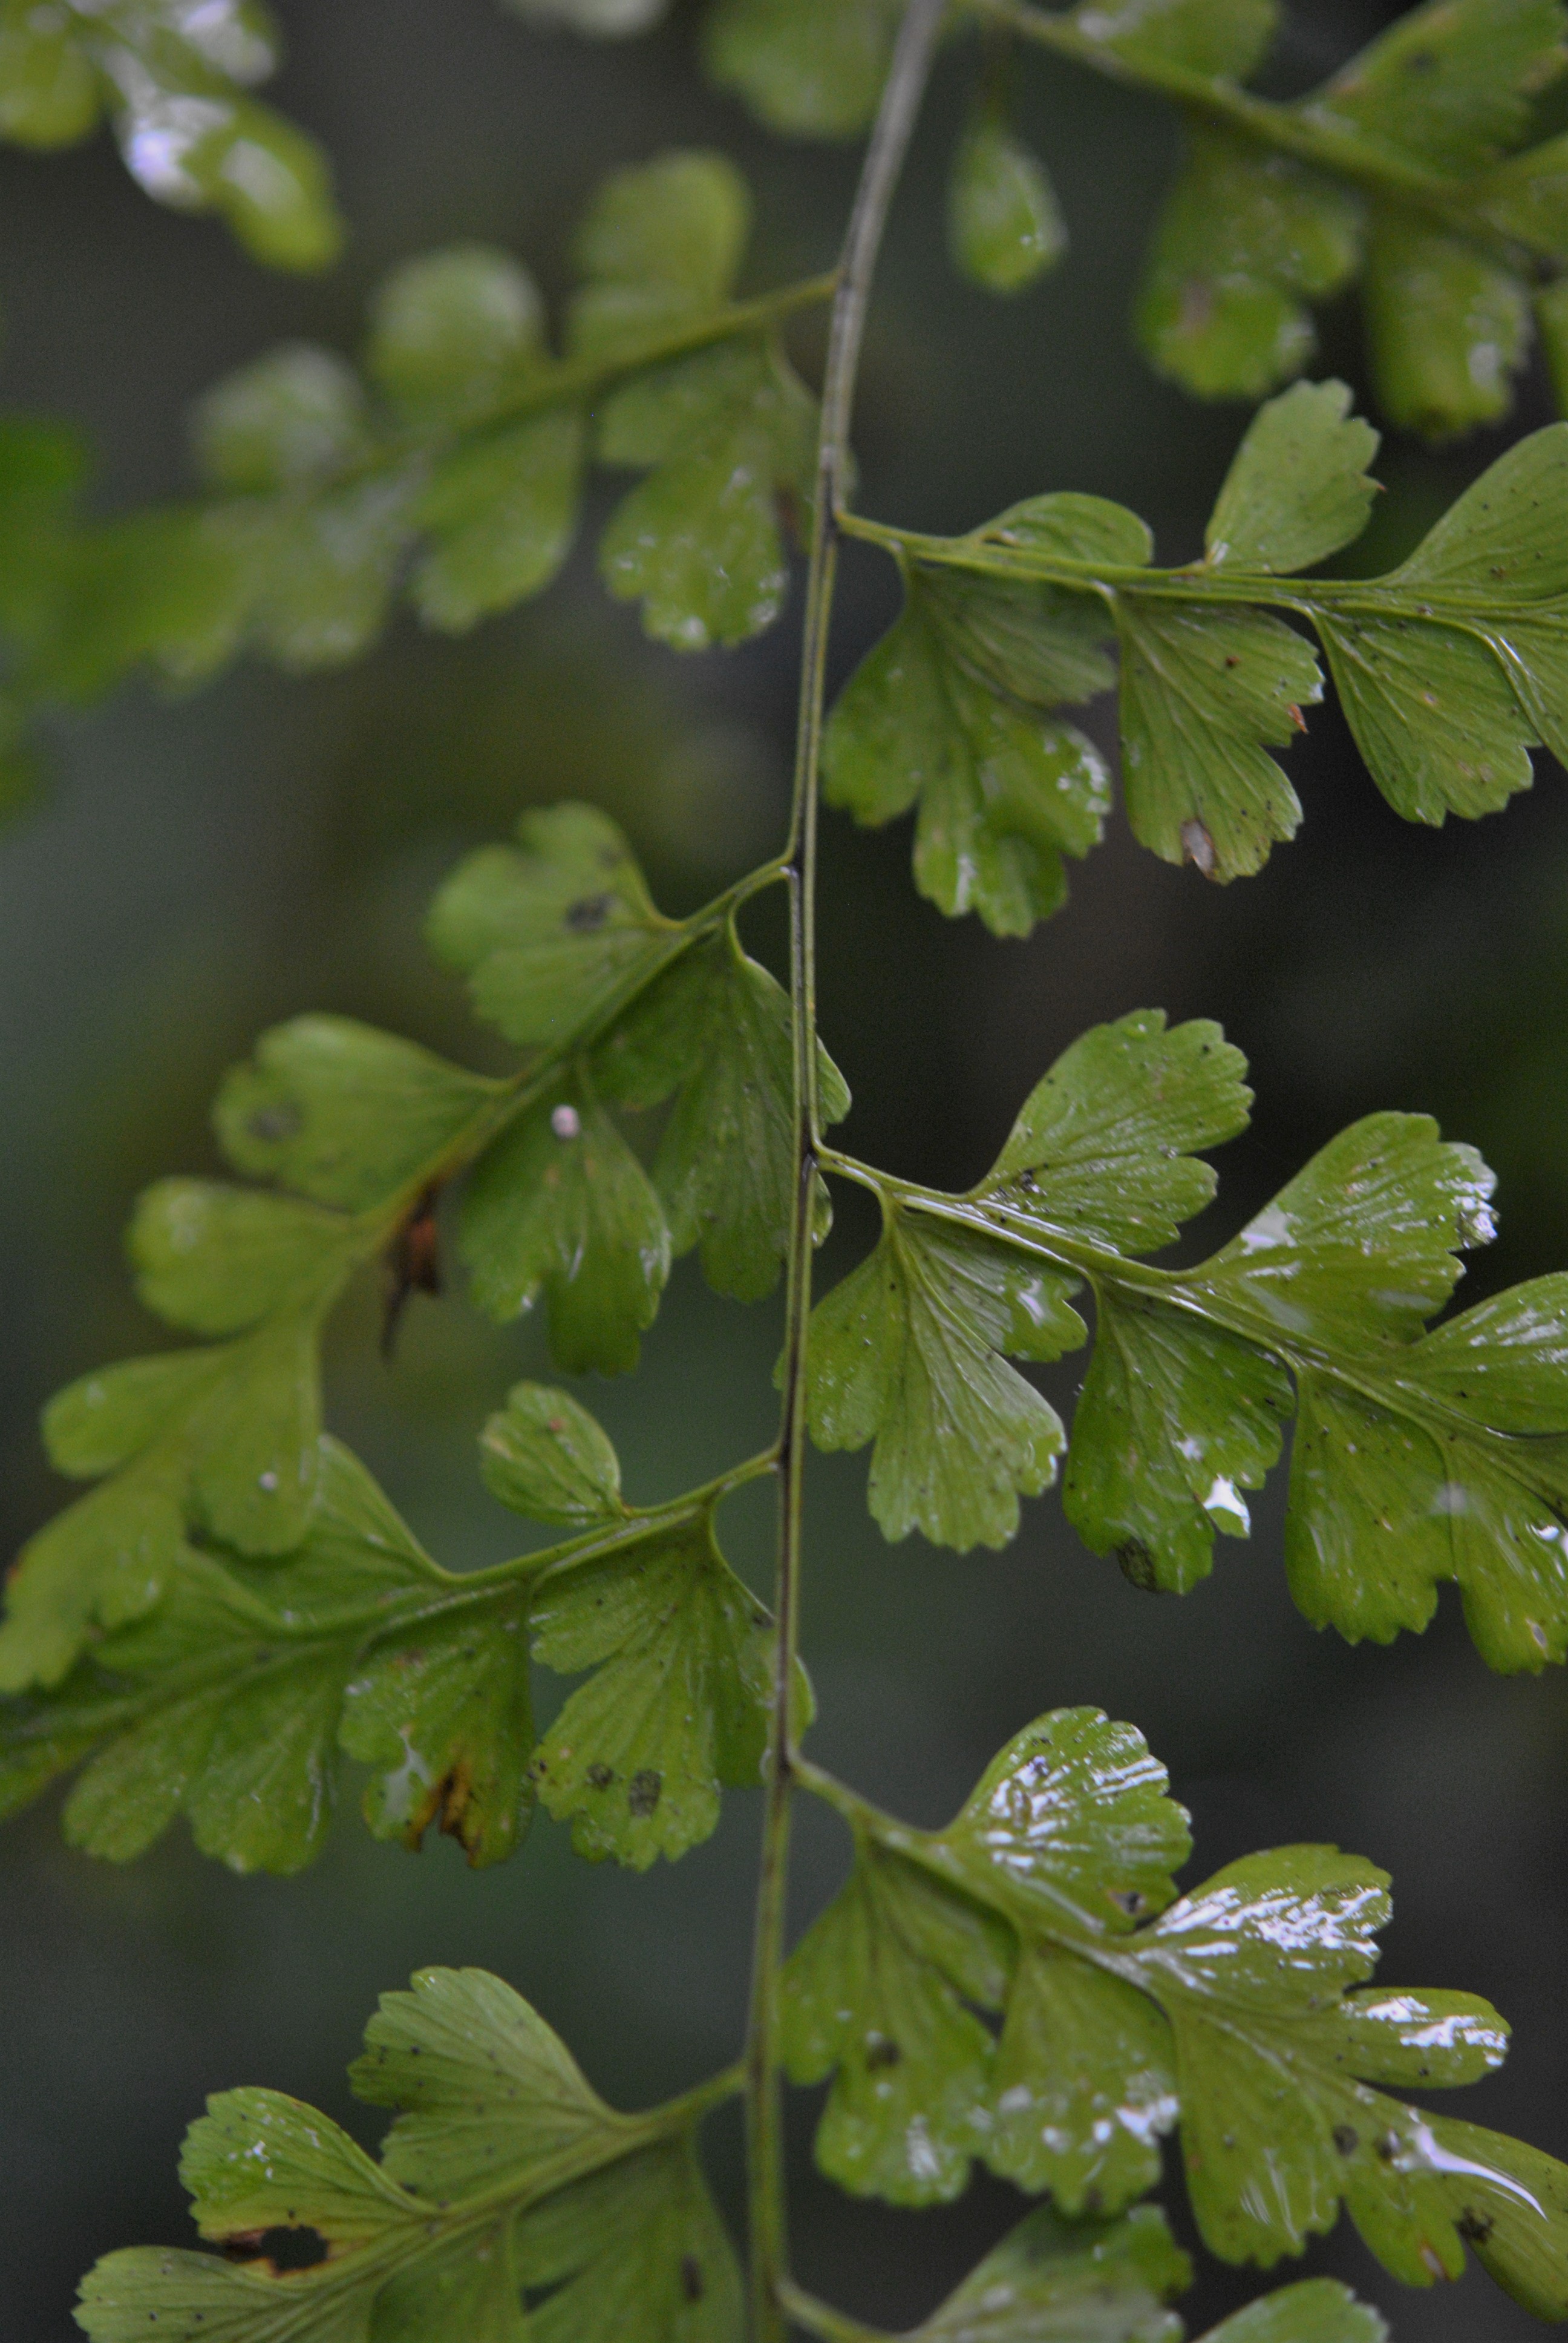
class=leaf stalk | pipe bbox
[746,6,949,2336]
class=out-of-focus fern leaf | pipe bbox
[702,0,904,136]
[0,149,833,785]
[837,388,1568,895]
[948,118,1067,295]
[1008,0,1568,435]
[785,1708,1560,2315]
[76,1968,742,2343]
[480,1381,628,1525]
[0,0,342,269]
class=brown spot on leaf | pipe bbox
[682,2255,705,2302]
[1457,2208,1494,2245]
[1333,2125,1358,2157]
[565,893,613,932]
[628,1768,662,1817]
[865,2035,901,2070]
[586,1763,615,1791]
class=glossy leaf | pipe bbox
[1204,380,1379,575]
[782,1841,1011,2203]
[480,1381,626,1525]
[822,563,1115,935]
[929,1708,1193,1932]
[702,0,903,137]
[1304,0,1566,175]
[911,2203,1189,2343]
[981,1010,1252,1256]
[78,1968,742,2343]
[806,1207,1080,1550]
[800,1713,1546,2309]
[1073,0,1280,80]
[1064,1289,1293,1593]
[949,121,1067,296]
[1201,2282,1386,2342]
[528,1512,780,1867]
[598,926,850,1299]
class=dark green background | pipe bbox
[1,2,1565,2335]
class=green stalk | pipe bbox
[743,5,949,2336]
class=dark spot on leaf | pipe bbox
[681,2255,705,2302]
[1375,2131,1400,2163]
[246,1101,302,1144]
[1333,2125,1358,2157]
[1082,2186,1103,2215]
[565,893,613,932]
[1223,654,1239,669]
[1457,2207,1494,2244]
[223,2226,328,2273]
[586,1763,615,1790]
[865,2034,901,2070]
[628,1768,662,1817]
[1107,1888,1144,1916]
[1116,1538,1160,1592]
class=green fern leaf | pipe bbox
[909,2201,1191,2343]
[480,1381,627,1525]
[948,120,1067,295]
[0,0,343,269]
[528,1510,785,1867]
[702,0,904,137]
[77,1968,742,2343]
[599,925,850,1299]
[785,1711,1556,2309]
[459,1076,671,1374]
[428,801,681,1049]
[1129,0,1568,433]
[809,1013,1244,1547]
[782,1840,1011,2203]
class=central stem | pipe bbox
[743,5,949,2338]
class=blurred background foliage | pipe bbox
[2,1,1567,2336]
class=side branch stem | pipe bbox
[744,7,947,2339]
